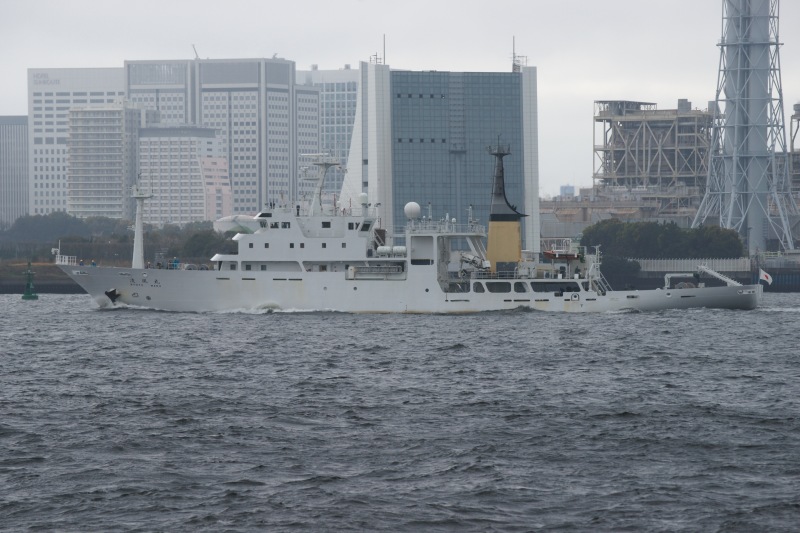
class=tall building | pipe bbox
[0,116,28,228]
[67,104,155,219]
[297,65,360,194]
[340,61,540,252]
[27,68,125,215]
[124,58,320,215]
[138,125,232,225]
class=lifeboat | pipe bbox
[543,249,580,261]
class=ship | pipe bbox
[55,148,762,313]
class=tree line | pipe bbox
[579,219,744,259]
[0,212,235,264]
[579,219,745,286]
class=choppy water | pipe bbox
[1,293,799,531]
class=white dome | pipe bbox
[358,193,369,205]
[404,201,421,219]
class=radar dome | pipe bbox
[358,193,368,205]
[404,201,421,219]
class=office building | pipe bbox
[138,125,232,225]
[67,104,156,219]
[297,65,360,194]
[340,61,540,252]
[27,68,125,215]
[125,58,320,215]
[0,116,28,228]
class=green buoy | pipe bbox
[22,261,38,301]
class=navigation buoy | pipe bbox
[22,261,38,301]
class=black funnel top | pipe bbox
[488,145,526,222]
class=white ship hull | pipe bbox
[59,264,762,313]
[57,150,763,314]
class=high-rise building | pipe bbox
[138,125,231,225]
[27,68,125,215]
[0,116,28,228]
[297,65,360,194]
[340,61,540,252]
[67,104,155,219]
[124,58,320,215]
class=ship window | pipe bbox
[486,282,511,293]
[322,221,331,228]
[245,264,251,271]
[300,243,305,249]
[514,282,528,293]
[270,222,278,228]
[264,243,269,248]
[473,282,485,293]
[361,223,371,232]
[248,243,253,248]
[322,243,327,249]
[290,243,295,249]
[281,222,290,229]
[261,265,267,271]
[342,243,346,248]
[229,263,237,270]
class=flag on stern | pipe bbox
[758,268,773,285]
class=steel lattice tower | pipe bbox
[693,0,797,253]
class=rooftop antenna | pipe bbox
[512,36,527,72]
[192,44,199,60]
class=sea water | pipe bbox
[1,293,798,531]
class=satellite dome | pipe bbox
[404,201,421,219]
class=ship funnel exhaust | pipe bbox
[486,145,525,273]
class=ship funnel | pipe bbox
[485,145,525,273]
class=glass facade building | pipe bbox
[341,62,539,251]
[391,71,526,234]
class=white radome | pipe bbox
[404,202,421,219]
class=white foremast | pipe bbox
[131,183,153,269]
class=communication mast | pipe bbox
[693,0,797,253]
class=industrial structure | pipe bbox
[593,99,712,217]
[693,0,798,253]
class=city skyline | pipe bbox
[2,0,799,196]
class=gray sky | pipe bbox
[1,0,799,196]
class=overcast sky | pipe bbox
[1,0,798,196]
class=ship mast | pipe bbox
[131,179,153,269]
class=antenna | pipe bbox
[192,44,199,60]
